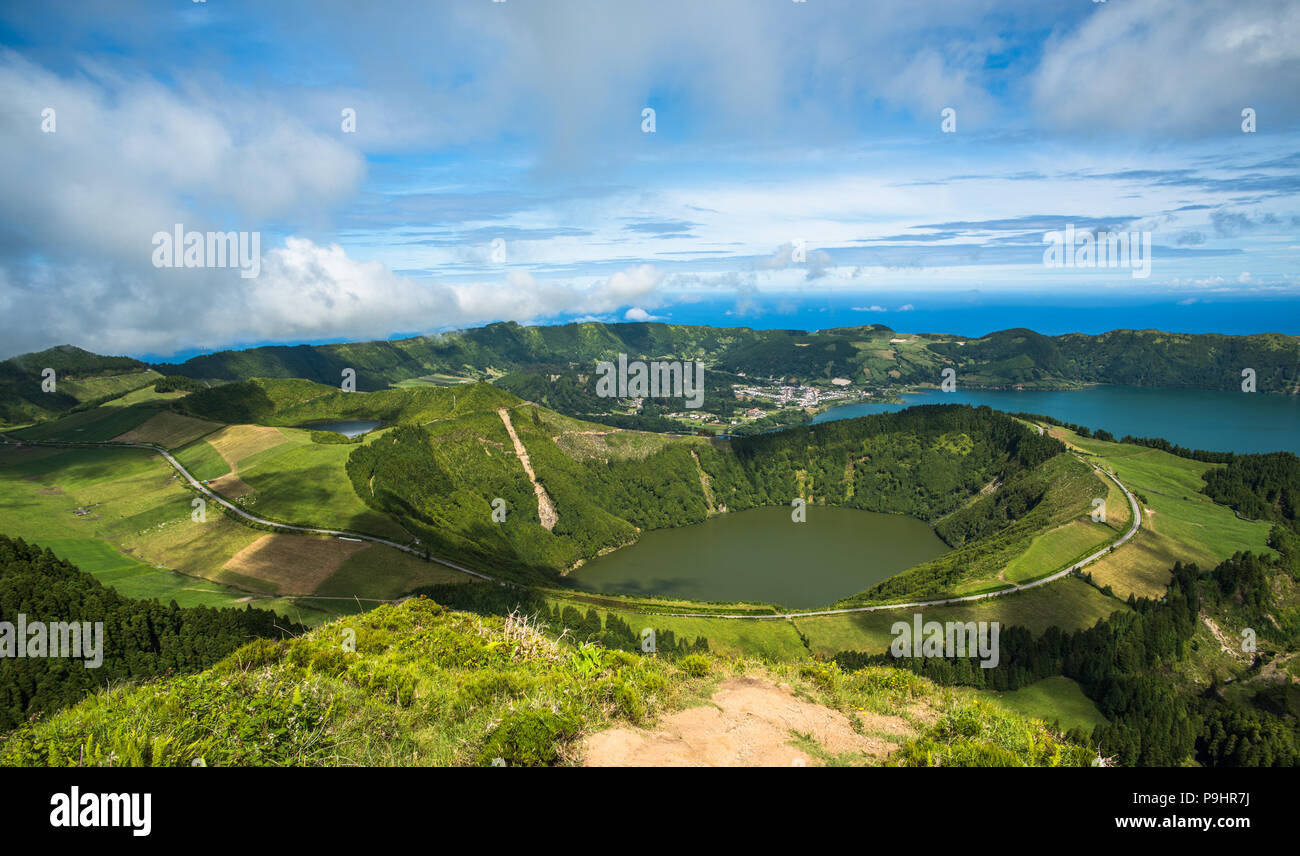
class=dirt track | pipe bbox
[582,676,914,766]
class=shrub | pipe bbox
[677,654,711,677]
[606,679,646,724]
[799,662,840,692]
[476,708,580,767]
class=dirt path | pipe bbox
[582,676,912,766]
[691,449,717,513]
[497,408,558,531]
[1201,613,1248,660]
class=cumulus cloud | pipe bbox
[1032,0,1300,135]
[1,233,668,357]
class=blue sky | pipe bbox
[1,0,1298,359]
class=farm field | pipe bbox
[8,402,159,442]
[1058,429,1274,599]
[113,410,222,448]
[173,425,411,539]
[0,443,449,622]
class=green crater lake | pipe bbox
[571,505,949,608]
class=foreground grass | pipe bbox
[0,598,1094,767]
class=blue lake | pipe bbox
[813,386,1299,454]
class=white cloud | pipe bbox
[1032,0,1300,135]
[624,307,660,322]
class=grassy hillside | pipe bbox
[1055,428,1275,600]
[0,595,1095,767]
[175,377,517,426]
[0,346,156,425]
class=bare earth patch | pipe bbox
[497,408,558,531]
[222,534,369,595]
[582,676,911,767]
[206,425,289,471]
[208,473,255,499]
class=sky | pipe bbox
[1,0,1298,360]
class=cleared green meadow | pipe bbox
[1003,517,1121,584]
[967,676,1108,734]
[57,370,162,404]
[214,428,411,539]
[795,577,1126,658]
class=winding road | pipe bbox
[0,438,499,591]
[2,439,1139,618]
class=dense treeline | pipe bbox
[1055,329,1299,394]
[1121,435,1235,463]
[0,535,304,730]
[1202,452,1300,527]
[723,404,1062,518]
[835,556,1298,766]
[153,375,208,393]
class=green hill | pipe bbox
[0,346,158,425]
[0,593,1095,767]
[175,377,518,426]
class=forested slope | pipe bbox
[0,535,303,730]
